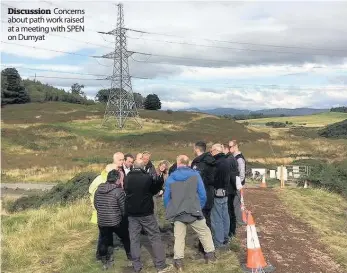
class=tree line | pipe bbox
[1,67,162,110]
[330,106,347,113]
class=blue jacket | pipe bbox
[163,166,206,209]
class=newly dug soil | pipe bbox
[241,188,344,273]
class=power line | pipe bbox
[125,27,347,53]
[0,65,149,79]
[2,42,345,85]
[126,35,346,57]
[3,2,345,58]
[4,65,343,89]
[2,41,93,57]
[1,65,107,77]
[21,75,106,81]
[131,80,346,89]
[18,73,345,90]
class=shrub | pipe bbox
[265,121,287,128]
[319,119,347,139]
[166,109,173,114]
[297,159,347,196]
[5,172,98,212]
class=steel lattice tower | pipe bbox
[100,3,141,128]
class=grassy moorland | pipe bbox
[2,102,347,183]
[2,102,270,183]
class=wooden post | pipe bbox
[280,165,285,188]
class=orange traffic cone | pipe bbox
[260,175,267,188]
[242,212,275,273]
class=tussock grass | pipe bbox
[2,165,103,183]
[2,198,243,273]
[277,188,347,271]
[2,199,98,273]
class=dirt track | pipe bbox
[241,188,345,273]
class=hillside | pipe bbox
[183,107,328,117]
[2,102,347,183]
[243,112,347,127]
[1,102,269,183]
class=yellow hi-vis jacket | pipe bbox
[89,169,108,224]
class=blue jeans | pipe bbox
[211,197,230,247]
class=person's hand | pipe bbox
[158,190,164,196]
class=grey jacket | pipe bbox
[165,169,206,223]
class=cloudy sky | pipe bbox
[1,1,347,110]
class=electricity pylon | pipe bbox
[98,3,141,129]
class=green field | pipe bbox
[243,112,347,127]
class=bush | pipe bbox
[265,121,287,128]
[319,119,347,139]
[297,159,347,196]
[6,172,98,212]
[166,109,173,114]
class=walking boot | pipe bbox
[173,259,184,272]
[204,252,217,264]
[157,264,173,273]
[105,246,114,268]
[101,256,109,271]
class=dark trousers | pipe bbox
[228,193,237,237]
[128,214,166,271]
[198,185,214,253]
[96,232,102,258]
[98,218,132,261]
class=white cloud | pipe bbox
[1,1,347,110]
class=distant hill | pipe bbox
[183,107,329,117]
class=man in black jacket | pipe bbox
[225,149,241,239]
[168,162,177,175]
[191,141,216,254]
[124,160,171,273]
[210,144,231,249]
[142,151,157,179]
[94,169,131,270]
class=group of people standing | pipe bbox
[89,141,246,272]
